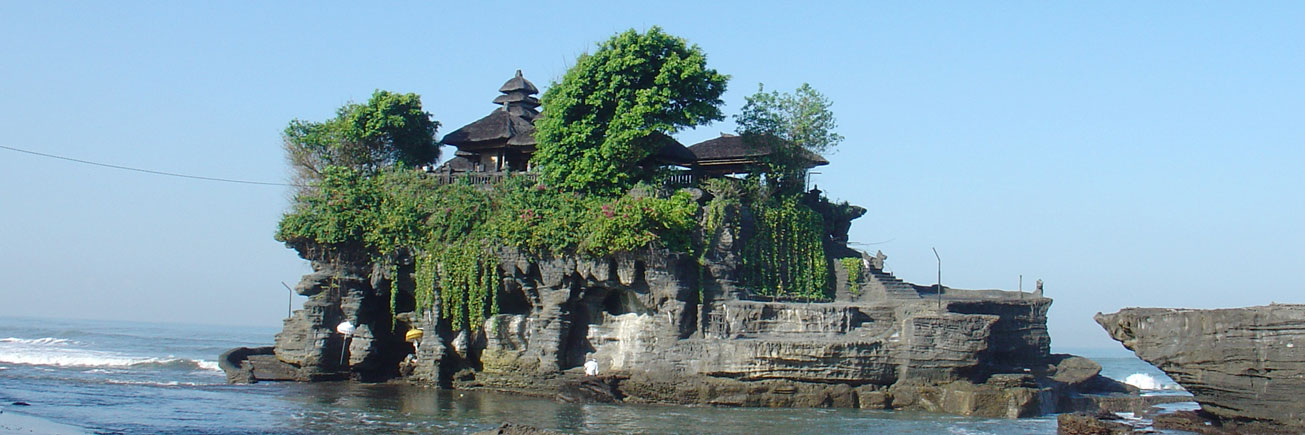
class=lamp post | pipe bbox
[933,248,942,311]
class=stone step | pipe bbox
[865,268,920,299]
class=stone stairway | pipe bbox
[867,267,921,299]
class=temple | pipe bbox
[437,70,542,173]
[436,70,827,182]
[687,133,828,176]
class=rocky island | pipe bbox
[1097,305,1305,432]
[222,27,1148,420]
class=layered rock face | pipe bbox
[1096,305,1305,430]
[231,195,1134,419]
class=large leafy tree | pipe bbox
[284,90,439,182]
[533,27,729,195]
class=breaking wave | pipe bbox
[1123,373,1184,391]
[0,352,221,372]
[104,379,206,387]
[0,336,220,372]
[0,337,76,346]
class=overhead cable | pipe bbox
[0,144,291,186]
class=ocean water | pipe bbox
[0,316,1193,434]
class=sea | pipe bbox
[0,316,1196,434]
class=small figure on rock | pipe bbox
[1035,279,1044,297]
[584,358,599,376]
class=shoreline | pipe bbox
[0,407,90,435]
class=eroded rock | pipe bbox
[1096,305,1305,431]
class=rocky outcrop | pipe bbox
[226,191,1139,419]
[1056,411,1137,435]
[1096,305,1305,431]
[472,422,565,435]
[224,241,1135,418]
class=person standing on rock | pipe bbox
[584,358,599,376]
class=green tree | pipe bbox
[734,83,843,155]
[734,83,843,192]
[284,90,439,181]
[533,27,729,195]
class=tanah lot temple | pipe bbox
[431,70,828,183]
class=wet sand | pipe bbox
[0,407,89,435]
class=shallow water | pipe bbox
[0,316,1194,434]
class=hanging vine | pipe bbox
[840,257,865,296]
[740,194,833,300]
[389,262,400,331]
[413,250,438,320]
[433,242,500,331]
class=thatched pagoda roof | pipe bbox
[440,70,541,150]
[688,133,828,170]
[499,70,539,94]
[440,109,537,148]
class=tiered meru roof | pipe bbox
[440,70,540,150]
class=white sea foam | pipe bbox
[103,379,204,387]
[0,337,75,346]
[0,340,221,372]
[1123,373,1184,391]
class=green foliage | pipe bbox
[734,83,843,193]
[701,177,750,242]
[283,90,439,179]
[430,243,500,331]
[533,26,729,194]
[735,83,843,155]
[487,178,590,254]
[580,189,699,257]
[740,194,833,300]
[389,263,401,330]
[277,166,704,331]
[840,257,865,296]
[413,250,438,317]
[275,166,385,256]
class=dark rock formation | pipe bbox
[1096,305,1305,431]
[1056,411,1136,435]
[472,422,565,435]
[218,346,298,383]
[225,189,1144,419]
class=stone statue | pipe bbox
[872,250,887,270]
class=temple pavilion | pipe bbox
[436,70,826,183]
[438,70,542,173]
[686,133,828,177]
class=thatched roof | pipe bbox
[492,92,540,107]
[688,133,828,168]
[441,70,542,150]
[499,70,539,95]
[643,132,695,166]
[440,109,537,148]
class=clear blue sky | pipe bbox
[1,2,1301,349]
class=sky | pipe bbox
[1,2,1301,350]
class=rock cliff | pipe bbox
[227,190,1137,419]
[1096,305,1305,431]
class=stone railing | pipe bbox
[428,171,538,186]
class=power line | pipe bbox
[0,144,291,186]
